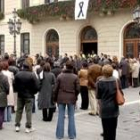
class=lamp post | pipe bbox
[7,8,22,57]
[133,0,140,24]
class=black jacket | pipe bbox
[14,71,40,98]
[96,76,120,118]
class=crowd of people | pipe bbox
[0,52,139,140]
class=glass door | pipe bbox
[124,41,135,58]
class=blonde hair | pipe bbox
[102,64,113,78]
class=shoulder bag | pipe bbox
[116,80,125,105]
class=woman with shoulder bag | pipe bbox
[96,64,124,140]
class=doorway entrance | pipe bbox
[81,26,98,56]
[124,23,140,58]
[82,43,97,55]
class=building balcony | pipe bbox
[17,0,138,24]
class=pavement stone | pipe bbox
[0,87,140,140]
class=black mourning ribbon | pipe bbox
[77,1,84,18]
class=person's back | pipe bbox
[15,71,39,98]
[54,61,79,139]
[56,70,79,104]
[14,62,40,133]
[96,65,120,140]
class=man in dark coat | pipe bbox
[51,61,62,78]
[14,62,40,133]
[119,57,129,89]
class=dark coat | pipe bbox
[96,76,120,118]
[53,69,80,104]
[14,71,40,98]
[0,73,9,107]
[38,72,56,109]
[9,66,19,76]
[51,67,62,78]
[120,59,129,76]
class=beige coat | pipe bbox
[131,62,139,78]
[78,69,88,86]
[2,70,14,106]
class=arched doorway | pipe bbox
[81,26,98,55]
[124,23,140,58]
[46,29,59,58]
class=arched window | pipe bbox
[46,29,59,58]
[124,23,140,58]
[124,24,140,39]
[81,26,97,42]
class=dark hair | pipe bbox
[112,63,117,69]
[43,62,51,72]
[8,58,16,66]
[82,62,88,68]
[40,60,45,67]
[23,61,30,71]
[4,53,9,60]
[2,61,9,70]
[37,59,41,65]
[66,60,73,70]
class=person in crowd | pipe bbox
[34,59,41,72]
[17,53,28,70]
[8,58,19,76]
[96,64,121,140]
[119,57,129,89]
[0,62,9,129]
[131,58,139,87]
[112,56,119,70]
[78,62,89,110]
[88,64,102,116]
[2,61,14,122]
[103,54,110,65]
[61,53,69,66]
[36,60,46,76]
[14,61,40,133]
[3,53,9,62]
[53,60,80,140]
[74,55,82,72]
[112,63,119,79]
[38,63,56,122]
[51,61,62,78]
[128,58,133,87]
[8,58,19,112]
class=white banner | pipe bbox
[75,0,90,20]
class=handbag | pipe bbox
[116,80,125,105]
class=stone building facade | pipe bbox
[0,0,139,59]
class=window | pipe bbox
[0,35,4,55]
[21,33,30,54]
[46,29,59,58]
[124,24,140,39]
[22,0,30,9]
[82,26,97,41]
[0,0,4,13]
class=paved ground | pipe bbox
[0,87,140,140]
